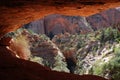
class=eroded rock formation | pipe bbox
[23,7,120,39]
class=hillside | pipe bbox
[23,7,120,39]
[0,1,120,80]
[2,22,120,80]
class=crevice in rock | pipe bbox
[66,58,76,73]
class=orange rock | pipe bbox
[0,36,12,46]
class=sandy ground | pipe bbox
[0,2,120,38]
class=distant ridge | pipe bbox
[23,7,120,38]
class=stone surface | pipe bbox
[23,8,120,38]
[0,46,107,80]
[86,8,120,30]
[0,1,120,38]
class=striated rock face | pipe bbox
[23,7,120,39]
[23,19,45,34]
[24,14,92,39]
[0,1,120,38]
[86,8,120,31]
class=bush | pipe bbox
[30,56,44,65]
[98,28,120,43]
[52,54,70,73]
[93,61,107,76]
[92,45,120,80]
[9,35,31,60]
[105,46,120,80]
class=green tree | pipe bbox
[52,54,70,73]
[30,56,44,65]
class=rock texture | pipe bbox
[0,1,120,80]
[24,14,92,39]
[87,8,120,30]
[0,1,120,38]
[0,46,107,80]
[23,7,120,38]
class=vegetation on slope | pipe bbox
[52,27,120,80]
[5,28,69,73]
[4,26,120,80]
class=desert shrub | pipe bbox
[98,28,120,43]
[40,34,49,41]
[44,60,51,68]
[104,46,120,80]
[76,35,86,50]
[56,38,61,43]
[92,45,120,80]
[77,41,84,50]
[93,61,107,76]
[74,60,85,74]
[9,35,31,60]
[30,56,44,65]
[106,57,120,80]
[27,29,35,34]
[52,54,70,73]
[3,32,16,38]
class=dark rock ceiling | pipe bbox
[0,0,120,38]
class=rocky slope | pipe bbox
[0,32,108,80]
[1,25,120,80]
[3,23,120,80]
[0,1,120,80]
[52,27,120,80]
[0,45,108,80]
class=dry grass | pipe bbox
[9,35,31,60]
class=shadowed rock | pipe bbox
[23,8,120,39]
[86,8,120,30]
[24,14,92,39]
[0,46,107,80]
